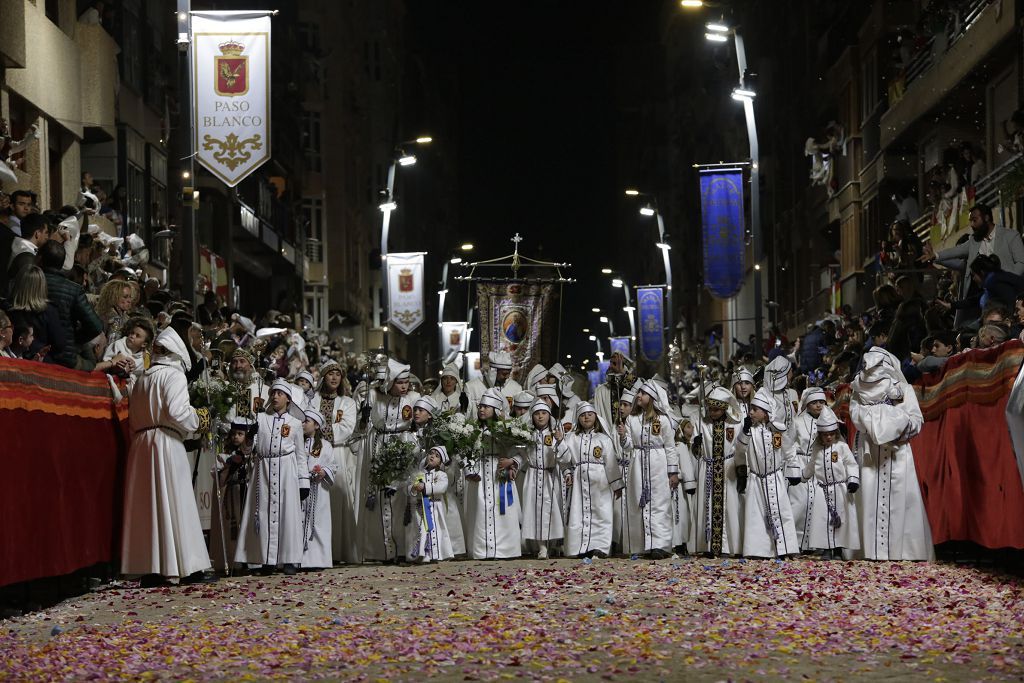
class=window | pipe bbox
[301,111,321,172]
[302,197,324,262]
[45,0,59,25]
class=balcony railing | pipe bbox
[901,0,993,96]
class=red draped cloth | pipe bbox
[0,359,129,587]
[910,341,1024,549]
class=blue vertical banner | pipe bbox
[637,287,664,362]
[609,336,632,360]
[699,169,746,298]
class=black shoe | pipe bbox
[593,550,608,559]
[260,564,276,576]
[282,564,298,575]
[139,574,170,589]
[181,571,218,585]
[649,549,671,560]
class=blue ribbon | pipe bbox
[422,496,435,532]
[499,480,514,515]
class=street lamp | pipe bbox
[624,190,674,353]
[691,10,765,351]
[379,135,433,351]
[608,273,638,346]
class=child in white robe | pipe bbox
[405,446,455,563]
[301,408,338,570]
[800,406,860,557]
[560,402,623,558]
[522,401,565,558]
[790,387,827,550]
[735,387,800,559]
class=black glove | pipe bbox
[736,465,748,494]
[300,487,310,502]
[359,404,371,424]
[847,481,859,494]
[788,477,802,486]
[685,486,696,496]
[691,434,703,454]
[459,392,469,413]
[742,416,752,435]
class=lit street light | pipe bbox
[606,271,638,348]
[624,190,675,359]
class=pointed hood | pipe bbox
[153,327,192,372]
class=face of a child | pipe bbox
[269,389,290,413]
[427,451,442,469]
[302,418,317,437]
[478,405,495,421]
[512,406,528,417]
[636,392,653,409]
[818,430,837,445]
[296,378,312,392]
[230,429,247,447]
[578,411,596,431]
[683,422,694,438]
[807,400,825,418]
[125,325,150,353]
[413,407,431,426]
[532,410,550,429]
[619,401,632,418]
[734,381,753,399]
[390,378,410,397]
[441,376,457,393]
[16,327,33,349]
[750,406,768,424]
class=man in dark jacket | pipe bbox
[39,241,105,368]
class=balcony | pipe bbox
[881,0,1015,150]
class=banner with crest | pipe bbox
[476,282,559,383]
[192,13,271,186]
[439,322,468,365]
[387,252,426,334]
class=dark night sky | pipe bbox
[410,2,665,367]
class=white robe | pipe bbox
[801,440,860,552]
[560,430,623,557]
[359,390,415,562]
[620,413,693,553]
[430,388,471,417]
[688,417,744,556]
[404,469,454,562]
[735,423,800,558]
[465,431,523,559]
[851,394,935,561]
[521,428,565,543]
[234,411,309,566]
[788,412,818,548]
[310,393,361,564]
[301,435,338,569]
[465,377,523,415]
[121,361,210,578]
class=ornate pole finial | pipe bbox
[511,233,523,276]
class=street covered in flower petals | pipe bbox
[2,558,1022,681]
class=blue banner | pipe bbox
[637,287,664,362]
[699,169,746,298]
[609,336,631,360]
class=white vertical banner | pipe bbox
[387,252,426,334]
[192,13,271,187]
[439,322,468,364]
[465,352,483,382]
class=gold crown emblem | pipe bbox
[218,40,245,56]
[400,268,412,276]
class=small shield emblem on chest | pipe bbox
[281,424,291,438]
[544,434,553,446]
[335,409,344,423]
[593,446,603,461]
[726,427,735,441]
[652,420,661,436]
[772,432,782,449]
[253,397,264,412]
[831,451,839,463]
[402,405,412,420]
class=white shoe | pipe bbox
[537,546,548,560]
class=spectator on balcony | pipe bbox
[913,332,956,375]
[977,323,1009,350]
[886,276,928,361]
[891,188,921,224]
[957,142,986,188]
[999,110,1024,157]
[4,189,34,237]
[39,241,104,369]
[95,278,140,343]
[196,290,224,327]
[7,213,51,292]
[922,203,1024,327]
[6,266,67,365]
[881,220,922,271]
[0,310,14,359]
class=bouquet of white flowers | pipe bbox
[487,416,533,450]
[369,438,418,492]
[188,375,235,431]
[429,411,483,468]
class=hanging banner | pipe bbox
[609,336,632,360]
[476,281,560,384]
[638,287,664,362]
[386,252,426,334]
[439,322,468,364]
[699,168,746,298]
[199,246,229,302]
[192,13,271,187]
[465,352,483,383]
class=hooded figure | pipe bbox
[688,385,745,556]
[404,445,455,563]
[559,401,624,558]
[358,357,416,562]
[465,350,523,413]
[431,363,470,415]
[300,407,338,570]
[464,387,524,559]
[312,358,361,564]
[734,387,800,558]
[548,362,581,421]
[524,364,548,392]
[789,386,828,548]
[765,356,799,432]
[121,326,211,583]
[234,378,310,573]
[799,406,860,555]
[850,347,934,561]
[521,400,565,556]
[732,368,756,418]
[618,380,694,558]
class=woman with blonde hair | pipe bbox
[6,266,67,364]
[96,278,140,341]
